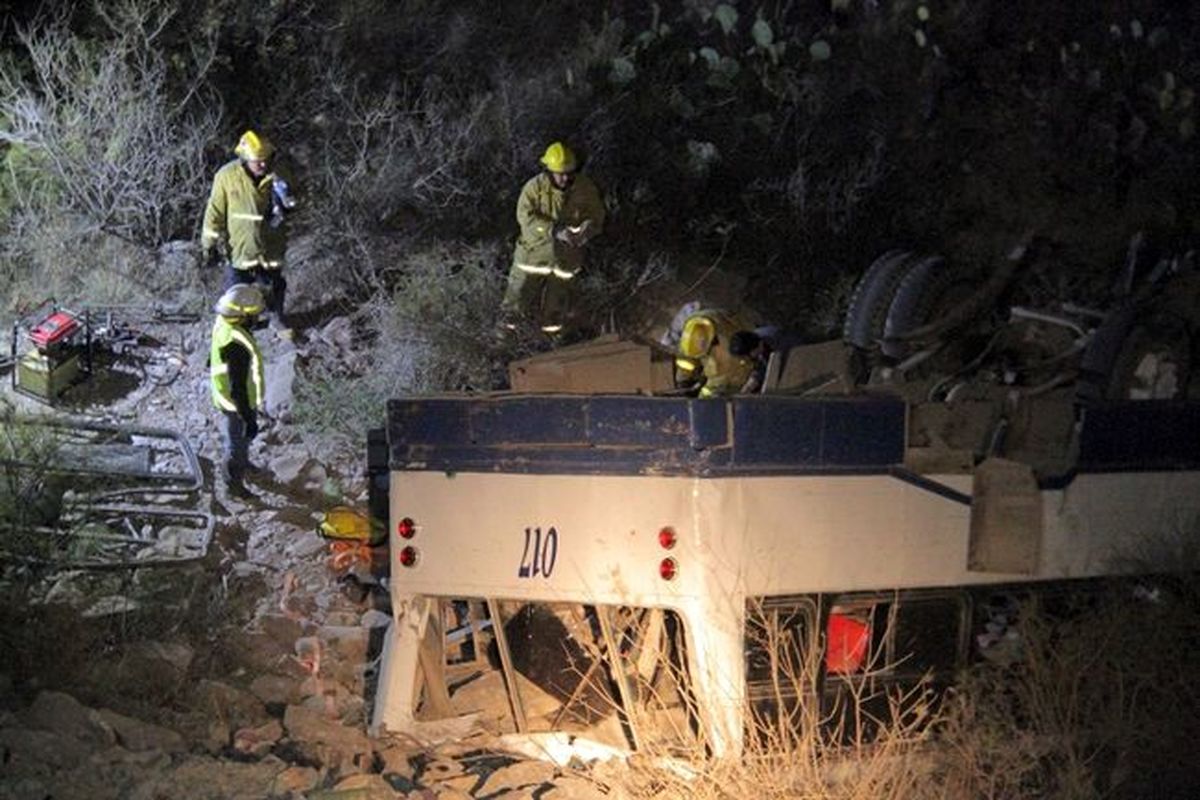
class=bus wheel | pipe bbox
[842,250,916,352]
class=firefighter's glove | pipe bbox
[554,224,573,244]
[244,414,259,440]
[203,243,226,269]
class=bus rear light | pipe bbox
[658,526,677,550]
[399,546,419,568]
[397,517,417,539]
[659,557,678,581]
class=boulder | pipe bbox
[23,691,115,747]
[96,708,187,753]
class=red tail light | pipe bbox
[399,546,419,568]
[659,557,678,581]
[658,526,677,549]
[397,517,416,539]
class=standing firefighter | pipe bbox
[202,130,298,339]
[211,284,267,500]
[500,141,605,334]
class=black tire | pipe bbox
[842,250,916,350]
[880,255,963,360]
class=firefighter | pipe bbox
[211,284,267,499]
[202,130,298,339]
[500,141,606,335]
[677,309,755,398]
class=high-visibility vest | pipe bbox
[210,316,265,412]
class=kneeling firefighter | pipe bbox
[676,309,755,398]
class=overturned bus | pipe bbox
[368,389,1200,758]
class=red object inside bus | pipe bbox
[825,611,870,674]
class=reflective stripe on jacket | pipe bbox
[201,160,289,269]
[210,316,265,412]
[512,172,605,276]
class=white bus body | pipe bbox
[370,395,1200,757]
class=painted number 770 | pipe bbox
[518,526,559,578]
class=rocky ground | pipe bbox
[0,302,620,799]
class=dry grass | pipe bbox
[580,585,1200,800]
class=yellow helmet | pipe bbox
[234,130,275,162]
[214,284,265,318]
[680,315,717,358]
[540,141,577,174]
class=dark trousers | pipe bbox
[224,264,287,320]
[500,267,573,331]
[221,411,252,483]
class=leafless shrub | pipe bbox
[303,64,499,293]
[0,0,219,306]
[0,0,219,245]
[293,240,538,438]
[577,250,678,333]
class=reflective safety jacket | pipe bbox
[210,316,265,416]
[202,160,289,269]
[512,172,605,279]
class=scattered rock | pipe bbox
[318,625,370,664]
[361,609,391,628]
[282,703,371,754]
[264,347,297,417]
[0,726,94,774]
[270,452,313,484]
[196,679,270,732]
[91,743,173,768]
[233,718,283,756]
[287,531,329,559]
[126,753,289,800]
[273,764,323,795]
[318,316,354,350]
[129,640,195,673]
[249,673,302,705]
[23,691,116,747]
[97,708,187,753]
[260,613,306,645]
[377,743,416,779]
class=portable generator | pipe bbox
[11,303,92,403]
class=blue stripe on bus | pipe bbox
[387,396,1200,480]
[387,395,905,475]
